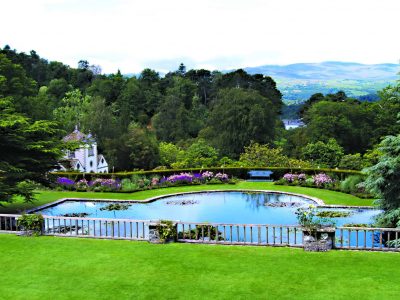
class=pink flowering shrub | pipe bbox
[151,177,159,186]
[75,179,89,190]
[283,173,298,183]
[201,171,214,180]
[312,173,333,187]
[214,172,229,182]
[297,173,307,182]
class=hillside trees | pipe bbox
[301,139,344,168]
[202,88,278,158]
[124,123,159,170]
[53,89,91,132]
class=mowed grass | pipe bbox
[0,181,374,213]
[0,234,398,299]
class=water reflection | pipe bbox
[37,191,381,226]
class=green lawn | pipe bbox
[0,181,374,214]
[0,234,398,299]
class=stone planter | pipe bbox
[302,227,335,252]
[148,221,177,244]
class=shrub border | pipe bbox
[51,167,362,182]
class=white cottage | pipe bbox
[59,127,109,173]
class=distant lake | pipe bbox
[283,119,304,130]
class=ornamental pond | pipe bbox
[34,191,384,248]
[36,191,379,226]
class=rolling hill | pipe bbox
[243,61,399,103]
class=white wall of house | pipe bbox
[63,141,108,173]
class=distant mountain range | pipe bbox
[243,61,399,81]
[242,61,399,103]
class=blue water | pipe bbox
[37,191,380,225]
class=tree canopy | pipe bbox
[0,98,63,202]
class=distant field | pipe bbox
[276,79,393,103]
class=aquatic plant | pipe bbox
[316,211,351,218]
[62,213,90,218]
[99,203,131,211]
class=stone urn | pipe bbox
[148,221,177,244]
[302,227,335,252]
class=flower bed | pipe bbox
[277,172,334,188]
[54,171,235,193]
[275,172,372,198]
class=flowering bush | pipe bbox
[75,179,89,190]
[56,171,233,192]
[283,173,298,183]
[159,171,230,186]
[97,178,121,191]
[57,177,75,188]
[201,171,214,180]
[297,173,307,182]
[215,172,229,182]
[151,177,159,186]
[312,173,333,187]
[166,173,194,184]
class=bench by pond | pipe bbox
[248,170,273,181]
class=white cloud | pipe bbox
[0,0,399,73]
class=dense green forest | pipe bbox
[1,45,399,172]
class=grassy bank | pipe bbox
[0,181,374,214]
[0,235,398,299]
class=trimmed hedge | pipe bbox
[51,167,362,181]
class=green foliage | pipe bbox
[342,223,368,227]
[339,153,364,170]
[174,139,219,168]
[203,88,279,158]
[0,98,63,202]
[62,213,90,218]
[301,139,344,168]
[340,175,365,194]
[120,178,139,192]
[156,220,177,242]
[239,142,311,168]
[17,214,44,236]
[124,123,159,170]
[99,203,131,211]
[53,89,91,132]
[295,206,334,236]
[364,134,400,210]
[159,142,183,168]
[315,211,351,218]
[374,209,400,228]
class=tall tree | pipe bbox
[125,123,159,170]
[0,98,63,202]
[53,89,91,132]
[202,88,278,157]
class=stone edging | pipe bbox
[26,189,377,213]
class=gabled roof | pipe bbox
[63,125,95,143]
[97,154,107,166]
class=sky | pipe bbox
[1,0,399,74]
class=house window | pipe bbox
[90,161,93,167]
[77,163,80,169]
[101,158,104,164]
[88,146,94,157]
